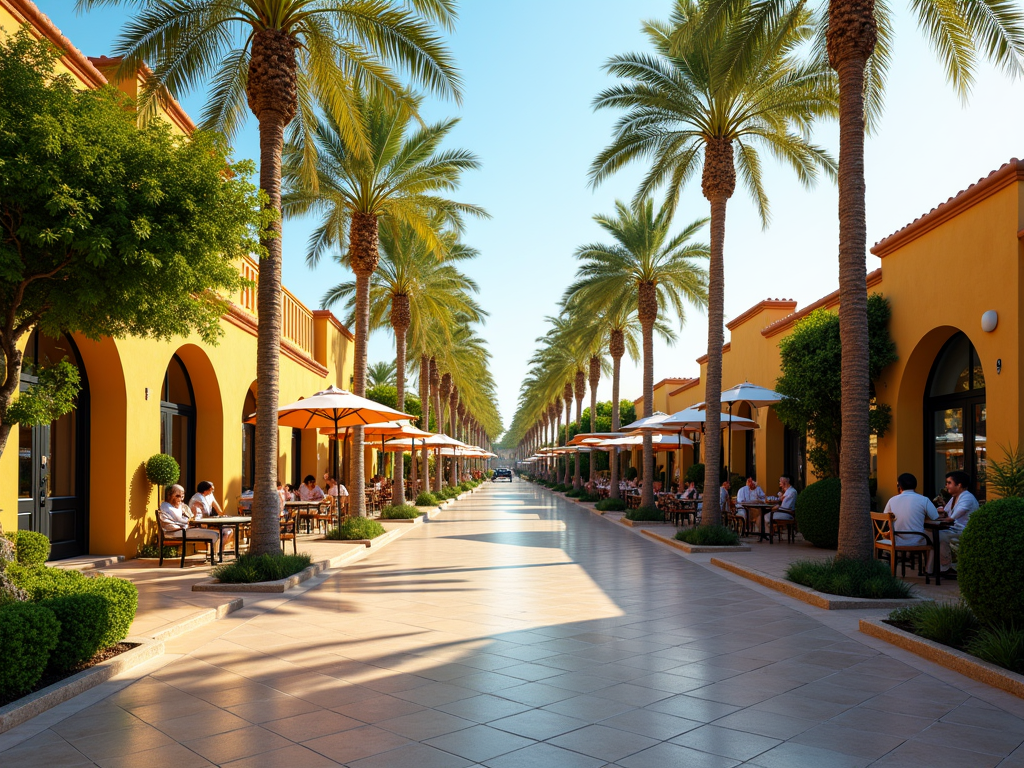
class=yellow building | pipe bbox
[0,1,357,559]
[634,159,1024,508]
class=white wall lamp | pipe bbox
[981,310,999,333]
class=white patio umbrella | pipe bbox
[246,385,413,521]
[698,382,785,478]
[662,407,758,483]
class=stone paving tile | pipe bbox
[6,483,1024,768]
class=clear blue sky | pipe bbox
[44,1,1024,438]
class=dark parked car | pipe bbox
[493,468,513,482]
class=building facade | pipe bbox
[633,159,1024,508]
[0,1,358,559]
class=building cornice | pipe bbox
[696,342,731,366]
[223,304,328,378]
[2,0,107,88]
[761,268,883,338]
[668,378,700,397]
[312,309,355,341]
[872,159,1024,257]
[726,299,797,331]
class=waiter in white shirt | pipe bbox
[937,470,979,573]
[883,473,939,550]
[736,475,766,528]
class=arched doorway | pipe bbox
[925,332,986,500]
[241,386,256,492]
[17,330,89,559]
[161,354,196,494]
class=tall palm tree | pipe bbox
[591,0,836,525]
[284,95,486,516]
[79,0,460,553]
[322,224,482,505]
[569,197,709,509]
[367,361,398,389]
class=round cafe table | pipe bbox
[740,502,777,543]
[195,515,251,562]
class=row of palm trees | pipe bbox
[82,0,502,555]
[506,0,1024,553]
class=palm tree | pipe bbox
[78,0,461,553]
[591,0,836,525]
[568,197,709,509]
[367,361,398,389]
[322,224,483,505]
[283,95,486,516]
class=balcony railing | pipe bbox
[235,256,316,361]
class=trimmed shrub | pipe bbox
[380,505,421,519]
[684,463,705,492]
[327,517,386,540]
[578,492,602,503]
[214,553,312,584]
[908,600,979,648]
[145,453,180,486]
[40,592,110,672]
[85,576,138,648]
[485,470,494,479]
[415,492,440,507]
[4,530,51,567]
[595,498,626,512]
[675,525,740,547]
[958,497,1024,628]
[0,601,59,699]
[137,542,180,558]
[625,506,664,522]
[565,488,582,498]
[787,557,913,599]
[794,477,841,549]
[9,564,87,601]
[459,482,472,492]
[966,626,1024,674]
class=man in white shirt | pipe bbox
[736,475,765,528]
[768,475,797,524]
[883,473,938,547]
[937,470,979,573]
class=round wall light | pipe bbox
[981,310,999,333]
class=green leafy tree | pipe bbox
[591,0,837,526]
[0,31,263,461]
[774,294,897,478]
[284,94,486,514]
[79,0,462,555]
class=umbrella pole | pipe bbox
[334,417,341,528]
[727,402,734,481]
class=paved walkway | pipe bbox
[3,482,1024,767]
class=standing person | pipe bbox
[937,470,979,574]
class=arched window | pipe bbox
[241,388,256,491]
[926,332,986,500]
[17,330,89,559]
[161,355,196,494]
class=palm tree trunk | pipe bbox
[247,29,297,554]
[830,21,875,559]
[589,355,600,484]
[610,330,624,500]
[420,355,429,497]
[700,138,736,528]
[638,282,657,510]
[573,369,585,490]
[392,295,410,507]
[349,211,380,518]
[563,393,572,486]
[449,389,458,486]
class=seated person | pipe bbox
[326,477,349,497]
[883,472,938,547]
[768,475,797,524]
[736,475,766,523]
[238,487,254,512]
[719,478,735,515]
[159,484,220,557]
[937,470,979,573]
[277,481,291,506]
[679,481,698,500]
[298,474,326,502]
[190,480,234,548]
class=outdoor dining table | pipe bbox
[740,502,777,543]
[195,515,251,563]
[924,517,955,586]
[284,500,321,533]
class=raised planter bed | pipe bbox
[619,517,667,527]
[192,560,328,593]
[710,558,927,610]
[641,529,751,553]
[860,618,1024,699]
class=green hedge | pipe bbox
[213,553,312,584]
[675,525,740,546]
[958,497,1024,628]
[4,530,51,567]
[380,505,421,519]
[416,492,440,506]
[787,557,913,599]
[794,478,840,549]
[625,506,664,522]
[595,498,626,512]
[327,517,386,540]
[0,601,59,699]
[40,592,110,673]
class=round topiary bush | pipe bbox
[5,530,51,567]
[958,497,1024,628]
[0,601,59,699]
[145,453,180,487]
[685,463,705,492]
[794,477,841,549]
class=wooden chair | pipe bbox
[771,517,797,544]
[314,498,337,533]
[280,507,298,555]
[870,511,930,580]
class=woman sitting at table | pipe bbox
[160,485,220,561]
[190,481,235,548]
[298,475,326,502]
